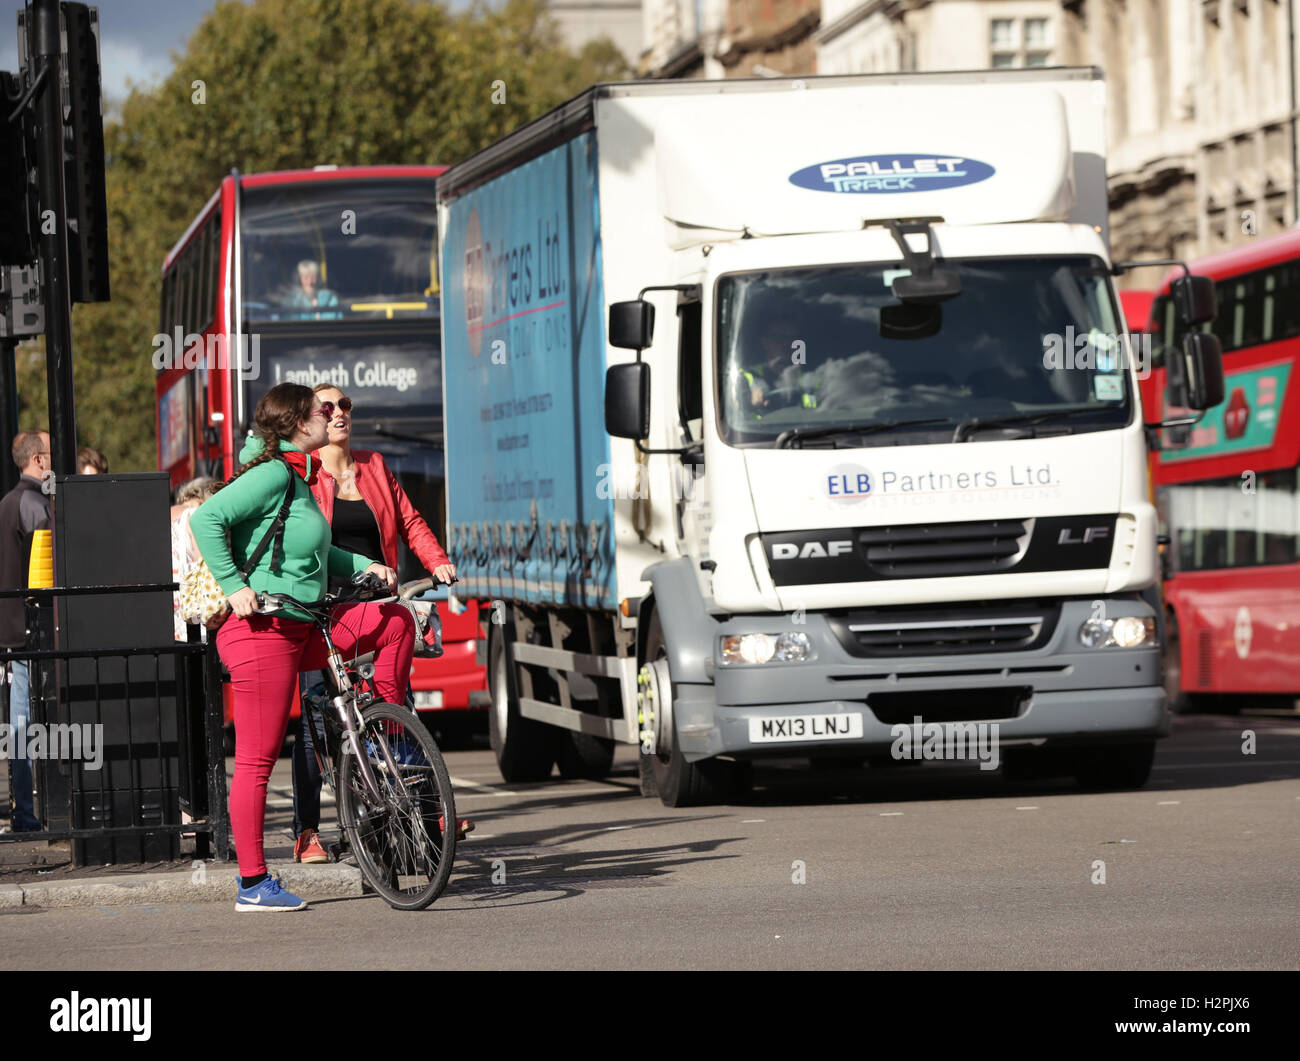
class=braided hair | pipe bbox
[214,382,315,491]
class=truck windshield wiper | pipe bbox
[951,406,1113,443]
[774,418,954,449]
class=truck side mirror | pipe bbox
[605,362,650,439]
[1182,331,1224,411]
[1172,275,1216,326]
[609,300,655,350]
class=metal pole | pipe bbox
[0,337,18,497]
[31,0,77,478]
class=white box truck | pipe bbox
[436,69,1224,805]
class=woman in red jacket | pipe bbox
[289,383,468,864]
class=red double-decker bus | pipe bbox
[156,165,487,738]
[1146,228,1300,709]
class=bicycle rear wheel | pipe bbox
[337,701,457,910]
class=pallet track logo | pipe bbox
[790,153,996,194]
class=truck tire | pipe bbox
[556,731,615,780]
[1072,740,1156,790]
[488,628,556,783]
[642,611,744,807]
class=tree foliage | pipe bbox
[15,0,628,470]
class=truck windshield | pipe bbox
[716,256,1131,447]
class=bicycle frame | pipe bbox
[260,583,403,811]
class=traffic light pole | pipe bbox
[31,0,77,477]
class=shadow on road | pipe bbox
[442,815,742,909]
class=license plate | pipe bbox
[412,690,444,708]
[749,713,863,743]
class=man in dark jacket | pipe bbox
[0,431,51,832]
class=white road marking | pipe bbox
[879,812,903,817]
[449,775,520,795]
[1158,800,1181,805]
[742,819,765,823]
[1016,806,1039,811]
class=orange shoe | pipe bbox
[293,829,329,864]
[438,815,474,841]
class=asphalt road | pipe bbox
[1,712,1297,970]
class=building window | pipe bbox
[990,18,1053,68]
[991,19,1016,48]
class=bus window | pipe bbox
[241,179,439,322]
[1167,468,1300,571]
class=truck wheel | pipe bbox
[556,731,615,779]
[488,629,556,782]
[1072,741,1156,790]
[642,611,741,807]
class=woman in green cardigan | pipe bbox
[191,382,412,912]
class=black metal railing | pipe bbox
[0,584,229,863]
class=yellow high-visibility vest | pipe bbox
[741,369,818,411]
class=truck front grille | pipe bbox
[859,519,1031,578]
[827,601,1060,657]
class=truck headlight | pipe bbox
[1077,616,1154,649]
[721,632,814,664]
[1112,616,1152,648]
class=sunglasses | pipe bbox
[315,397,353,419]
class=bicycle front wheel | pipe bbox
[337,701,457,910]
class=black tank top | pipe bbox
[331,498,383,589]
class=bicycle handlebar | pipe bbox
[398,574,459,601]
[256,571,390,617]
[256,570,458,616]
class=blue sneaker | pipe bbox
[235,875,309,912]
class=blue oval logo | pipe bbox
[789,153,996,194]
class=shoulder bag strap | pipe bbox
[237,458,297,578]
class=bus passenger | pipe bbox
[286,260,341,319]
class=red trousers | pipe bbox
[215,602,415,878]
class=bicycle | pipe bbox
[257,572,457,911]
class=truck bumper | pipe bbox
[676,597,1168,760]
